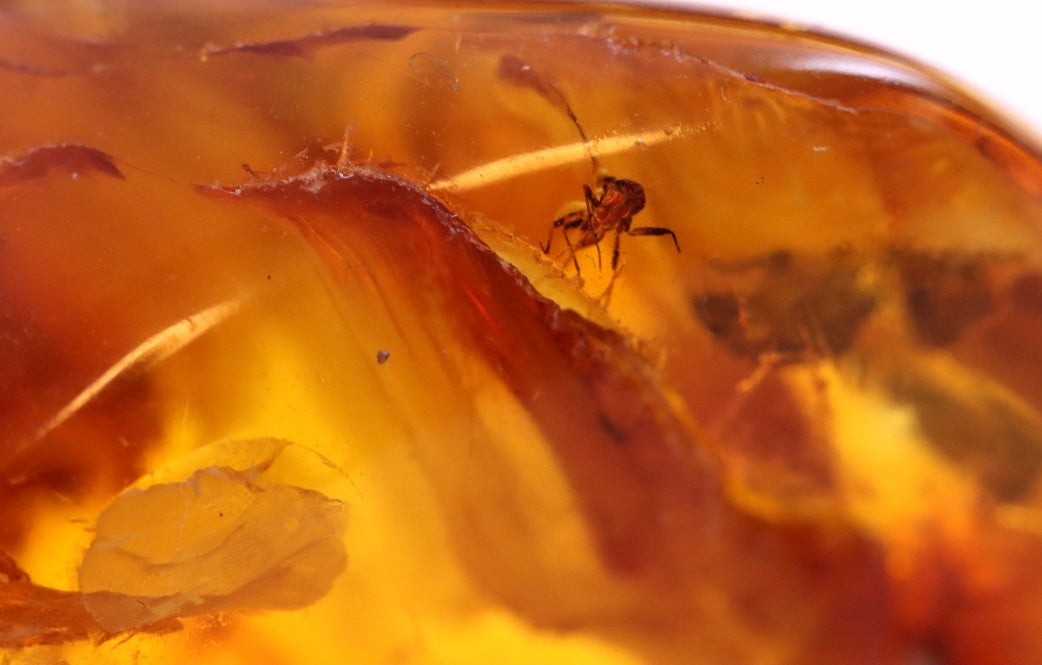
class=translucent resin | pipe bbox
[2,2,1042,664]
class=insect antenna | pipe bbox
[497,54,599,178]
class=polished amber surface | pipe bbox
[3,2,1042,664]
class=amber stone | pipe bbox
[2,2,1042,664]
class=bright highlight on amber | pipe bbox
[2,2,1042,664]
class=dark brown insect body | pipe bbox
[542,175,680,274]
[497,54,679,276]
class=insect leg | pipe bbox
[583,184,599,216]
[560,218,583,274]
[611,228,623,271]
[542,210,584,253]
[543,211,586,274]
[627,225,681,253]
[578,186,606,268]
[541,222,555,254]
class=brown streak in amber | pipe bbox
[199,24,419,60]
[0,58,68,78]
[0,144,123,188]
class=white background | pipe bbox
[664,0,1042,142]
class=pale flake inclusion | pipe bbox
[78,440,347,633]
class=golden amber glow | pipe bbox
[3,2,1042,664]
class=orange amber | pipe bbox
[2,2,1042,664]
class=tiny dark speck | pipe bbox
[597,413,627,446]
[376,349,391,364]
[266,274,272,280]
[218,511,224,517]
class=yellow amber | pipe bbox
[2,2,1042,664]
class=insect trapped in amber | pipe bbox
[3,2,1042,665]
